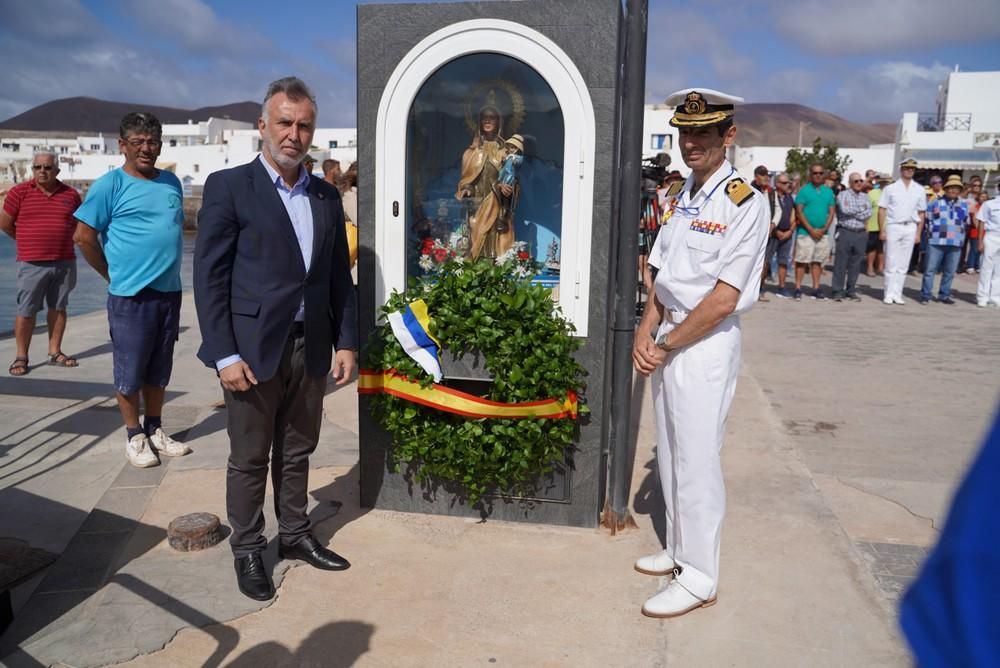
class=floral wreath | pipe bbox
[363,250,587,504]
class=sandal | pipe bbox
[9,356,29,376]
[48,352,79,368]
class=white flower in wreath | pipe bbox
[418,254,434,272]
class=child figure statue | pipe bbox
[497,134,525,188]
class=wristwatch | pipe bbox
[654,333,674,352]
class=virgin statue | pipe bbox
[455,105,519,259]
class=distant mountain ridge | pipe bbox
[0,97,260,133]
[736,103,896,147]
[2,96,897,147]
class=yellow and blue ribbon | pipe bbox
[387,299,443,381]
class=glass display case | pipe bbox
[406,53,564,293]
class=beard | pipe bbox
[263,136,305,171]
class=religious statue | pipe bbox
[455,105,522,260]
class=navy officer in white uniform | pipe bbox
[632,88,769,618]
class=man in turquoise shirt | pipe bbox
[74,112,190,468]
[793,163,836,299]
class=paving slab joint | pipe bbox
[835,476,939,531]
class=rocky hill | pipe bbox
[0,97,260,133]
[738,103,896,147]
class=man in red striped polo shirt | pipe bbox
[0,150,82,376]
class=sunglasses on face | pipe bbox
[850,179,864,183]
[125,139,162,148]
[811,171,824,175]
[777,180,790,185]
[32,165,55,171]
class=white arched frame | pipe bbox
[374,19,596,336]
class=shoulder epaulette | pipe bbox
[725,177,754,206]
[666,181,684,197]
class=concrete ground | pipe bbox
[0,268,996,667]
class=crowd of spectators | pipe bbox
[744,163,998,306]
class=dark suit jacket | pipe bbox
[194,158,358,382]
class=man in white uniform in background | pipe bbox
[976,181,1000,307]
[878,158,926,305]
[632,88,769,618]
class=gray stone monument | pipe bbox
[357,0,621,527]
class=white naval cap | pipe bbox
[665,88,745,128]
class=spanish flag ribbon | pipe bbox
[358,369,577,420]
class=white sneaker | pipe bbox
[893,298,906,305]
[977,302,988,308]
[148,427,191,457]
[882,298,893,305]
[642,581,717,618]
[634,550,676,576]
[126,433,160,468]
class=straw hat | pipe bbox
[505,134,525,153]
[943,174,964,190]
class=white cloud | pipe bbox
[836,61,952,122]
[0,0,100,43]
[645,4,756,102]
[774,0,1000,54]
[0,0,357,127]
[759,69,817,101]
[121,0,274,56]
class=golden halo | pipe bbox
[463,78,526,137]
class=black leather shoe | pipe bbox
[278,535,350,571]
[234,552,274,601]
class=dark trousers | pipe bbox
[225,328,327,557]
[831,228,867,297]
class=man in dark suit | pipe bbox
[194,77,358,601]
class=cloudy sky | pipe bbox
[1,0,998,127]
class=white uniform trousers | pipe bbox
[883,223,916,302]
[978,231,1000,306]
[652,315,741,600]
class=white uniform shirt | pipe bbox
[976,195,1000,232]
[648,160,770,316]
[879,179,927,225]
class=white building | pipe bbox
[642,69,1000,184]
[0,120,359,187]
[894,69,1000,180]
[161,117,253,146]
[731,144,895,180]
[641,104,895,180]
[642,104,683,170]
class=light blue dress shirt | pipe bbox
[216,155,313,371]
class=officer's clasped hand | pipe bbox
[632,334,667,376]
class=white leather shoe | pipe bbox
[148,427,191,457]
[634,550,676,576]
[893,297,906,305]
[641,581,717,618]
[882,298,893,305]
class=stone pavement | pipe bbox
[0,268,994,667]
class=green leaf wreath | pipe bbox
[364,253,588,504]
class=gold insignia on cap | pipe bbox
[684,92,707,116]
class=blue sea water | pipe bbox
[0,234,196,336]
